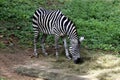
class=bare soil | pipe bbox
[0,47,37,80]
[0,46,120,80]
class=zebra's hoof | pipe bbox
[56,55,59,60]
[31,54,39,58]
[44,53,48,56]
[67,56,72,60]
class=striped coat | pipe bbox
[32,8,84,64]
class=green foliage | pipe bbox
[0,0,120,51]
[62,0,120,51]
[0,0,63,20]
[0,0,62,47]
[0,42,6,48]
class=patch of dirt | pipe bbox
[0,46,120,80]
[0,47,40,80]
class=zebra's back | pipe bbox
[32,8,63,34]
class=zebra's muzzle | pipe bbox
[74,58,84,64]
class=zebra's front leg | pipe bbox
[63,38,72,60]
[55,35,60,59]
[41,34,48,56]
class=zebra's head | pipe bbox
[69,37,84,64]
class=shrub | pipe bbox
[0,0,120,51]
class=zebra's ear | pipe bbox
[79,36,84,42]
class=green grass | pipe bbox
[62,0,120,51]
[0,0,120,52]
[0,78,6,80]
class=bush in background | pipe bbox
[0,0,120,51]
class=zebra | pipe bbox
[32,8,84,64]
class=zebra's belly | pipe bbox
[38,28,53,35]
[38,28,66,37]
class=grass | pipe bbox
[62,0,120,51]
[0,78,6,80]
[0,0,120,52]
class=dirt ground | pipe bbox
[0,46,120,80]
[0,47,37,80]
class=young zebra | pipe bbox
[32,8,84,64]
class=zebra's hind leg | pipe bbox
[33,31,39,58]
[55,35,60,59]
[40,34,48,56]
[63,38,72,60]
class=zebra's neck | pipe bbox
[68,33,79,41]
[69,35,79,48]
[66,26,79,40]
[60,15,78,40]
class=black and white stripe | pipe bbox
[32,8,84,64]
